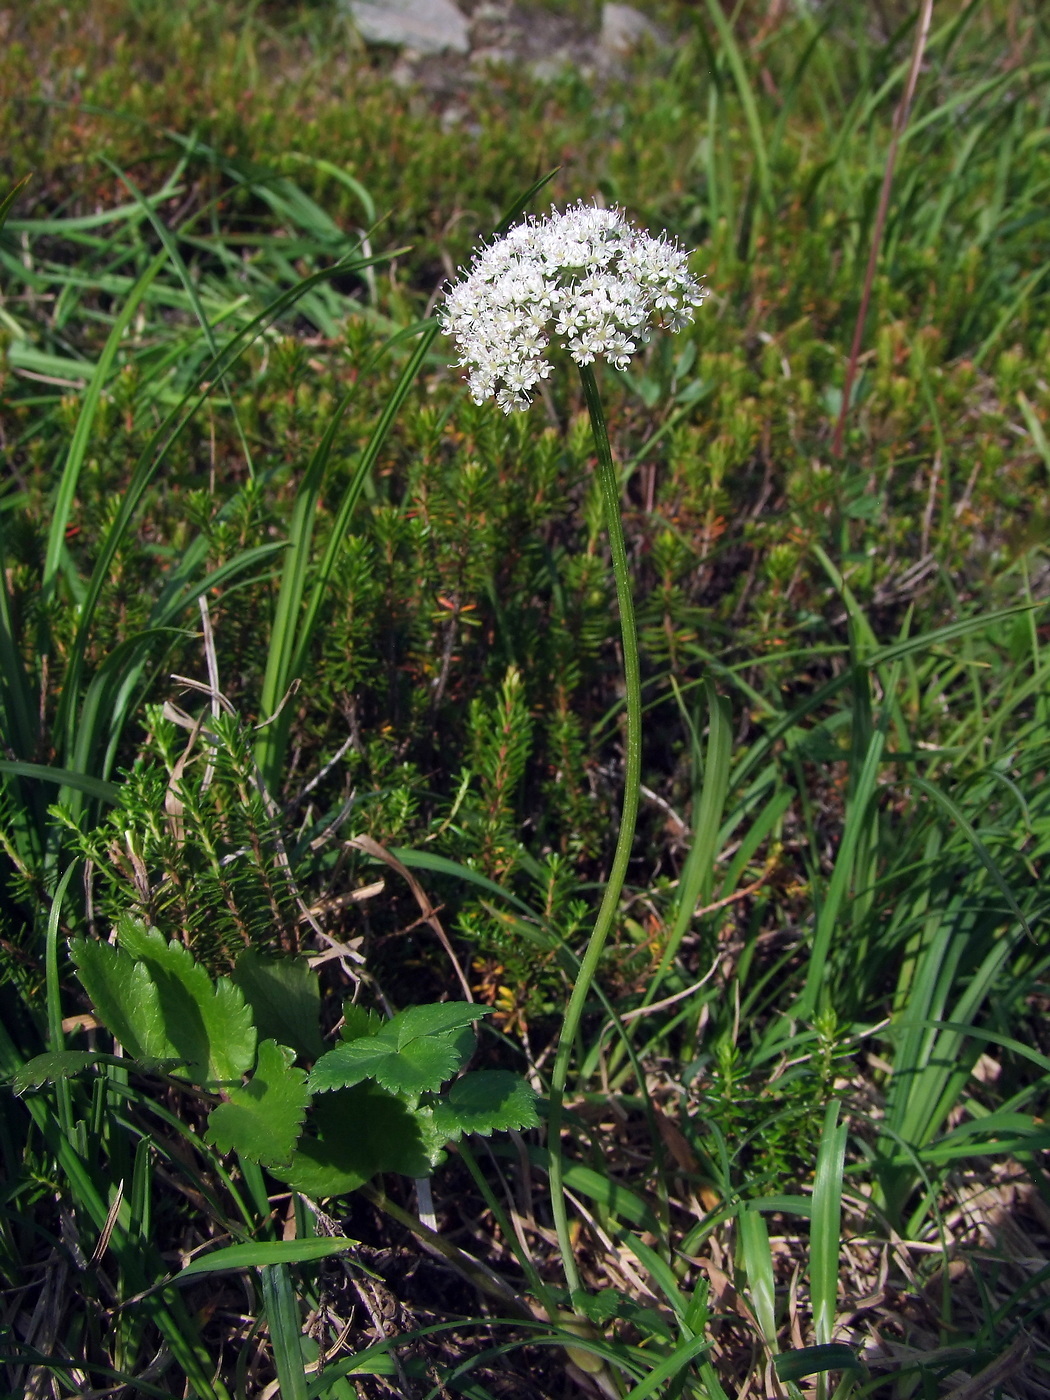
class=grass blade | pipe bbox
[656,678,732,986]
[797,721,886,1020]
[0,172,31,230]
[738,1205,777,1351]
[42,249,169,596]
[53,251,392,756]
[910,775,1032,940]
[260,1262,310,1400]
[178,1238,359,1279]
[775,1344,862,1383]
[281,321,440,737]
[493,167,560,236]
[810,1100,847,1348]
[0,760,120,803]
[702,0,772,219]
[255,388,356,788]
[619,1333,714,1400]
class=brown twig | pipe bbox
[831,0,935,457]
[345,833,475,1001]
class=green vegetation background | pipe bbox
[2,0,1050,1396]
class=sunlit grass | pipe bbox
[2,1,1049,1396]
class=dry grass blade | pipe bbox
[345,833,474,1001]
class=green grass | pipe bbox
[3,0,1050,1395]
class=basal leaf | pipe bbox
[340,1003,383,1042]
[115,915,256,1085]
[309,1027,460,1096]
[71,937,172,1061]
[309,1001,488,1097]
[206,1039,310,1168]
[362,1032,462,1097]
[231,950,323,1061]
[390,1001,490,1049]
[280,1137,370,1199]
[432,1071,539,1138]
[12,1050,102,1094]
[277,1083,431,1195]
[12,1049,182,1094]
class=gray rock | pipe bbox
[345,0,470,56]
[600,2,662,55]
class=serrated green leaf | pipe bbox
[12,1050,102,1094]
[281,1138,369,1198]
[12,1049,182,1094]
[432,1071,539,1138]
[447,1023,476,1071]
[206,1039,310,1168]
[70,937,171,1061]
[307,1002,487,1098]
[574,1291,626,1325]
[278,1083,432,1195]
[340,1003,383,1042]
[389,1001,490,1048]
[114,915,256,1085]
[231,950,323,1061]
[309,1027,461,1096]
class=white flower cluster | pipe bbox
[440,202,705,413]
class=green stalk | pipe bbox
[547,363,642,1298]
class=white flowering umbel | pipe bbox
[440,202,705,413]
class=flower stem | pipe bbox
[547,363,643,1299]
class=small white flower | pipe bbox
[440,202,706,413]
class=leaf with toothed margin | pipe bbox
[277,1083,432,1194]
[206,1040,310,1168]
[11,1049,183,1095]
[309,1002,490,1096]
[71,916,255,1087]
[71,938,170,1062]
[309,1028,461,1096]
[433,1071,539,1139]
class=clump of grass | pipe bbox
[2,2,1050,1397]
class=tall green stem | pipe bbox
[547,364,643,1298]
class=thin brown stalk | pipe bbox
[832,0,935,457]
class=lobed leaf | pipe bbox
[72,918,256,1087]
[206,1039,310,1168]
[311,1001,486,1095]
[309,1027,462,1096]
[70,938,171,1062]
[115,915,256,1085]
[340,1003,383,1042]
[389,1001,490,1048]
[12,1050,104,1093]
[433,1071,538,1138]
[278,1083,432,1195]
[11,1049,182,1094]
[231,950,323,1061]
